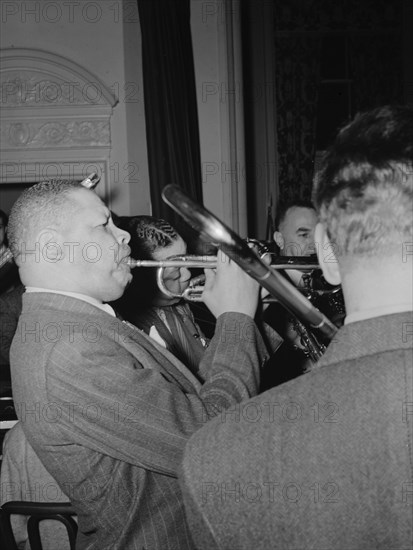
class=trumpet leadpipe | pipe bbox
[127,256,217,269]
[126,255,319,271]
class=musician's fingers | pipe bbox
[202,249,260,318]
[201,253,223,300]
[203,265,216,291]
[216,249,230,267]
[260,252,272,266]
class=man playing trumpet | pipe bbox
[7,180,276,549]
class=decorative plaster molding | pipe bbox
[0,48,117,107]
[1,72,97,106]
[1,120,110,149]
[0,48,117,191]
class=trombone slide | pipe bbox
[161,185,338,341]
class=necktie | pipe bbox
[162,304,207,375]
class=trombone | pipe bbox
[161,185,337,341]
[135,185,337,342]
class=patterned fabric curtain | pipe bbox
[349,33,404,113]
[137,0,203,249]
[271,0,403,204]
[274,34,322,202]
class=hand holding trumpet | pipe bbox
[201,250,261,319]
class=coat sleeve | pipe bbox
[42,312,269,477]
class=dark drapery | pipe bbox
[272,0,403,204]
[274,34,321,203]
[349,33,404,113]
[137,0,203,248]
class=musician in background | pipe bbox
[273,199,318,285]
[261,200,319,388]
[0,284,24,384]
[274,200,346,327]
[0,209,19,295]
[0,210,22,394]
[113,215,208,378]
[180,104,413,549]
[0,209,9,264]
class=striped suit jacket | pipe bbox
[10,292,272,550]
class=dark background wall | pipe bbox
[242,0,411,238]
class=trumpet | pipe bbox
[127,255,215,301]
[127,255,319,270]
[127,255,322,302]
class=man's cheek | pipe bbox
[301,240,312,254]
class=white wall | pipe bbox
[191,0,247,234]
[0,0,250,227]
[0,0,150,216]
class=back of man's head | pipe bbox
[8,179,82,265]
[313,105,413,259]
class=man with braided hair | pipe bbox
[113,215,209,377]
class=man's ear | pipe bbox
[273,231,284,251]
[314,223,341,285]
[37,228,64,262]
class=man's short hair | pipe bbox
[313,105,413,257]
[275,200,315,230]
[8,179,83,263]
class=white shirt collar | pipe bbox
[25,287,116,317]
[345,303,412,324]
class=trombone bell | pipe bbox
[160,185,337,341]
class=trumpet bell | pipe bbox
[154,257,211,301]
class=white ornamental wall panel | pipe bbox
[0,48,118,195]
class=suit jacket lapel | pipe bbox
[23,292,202,394]
[118,319,202,392]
